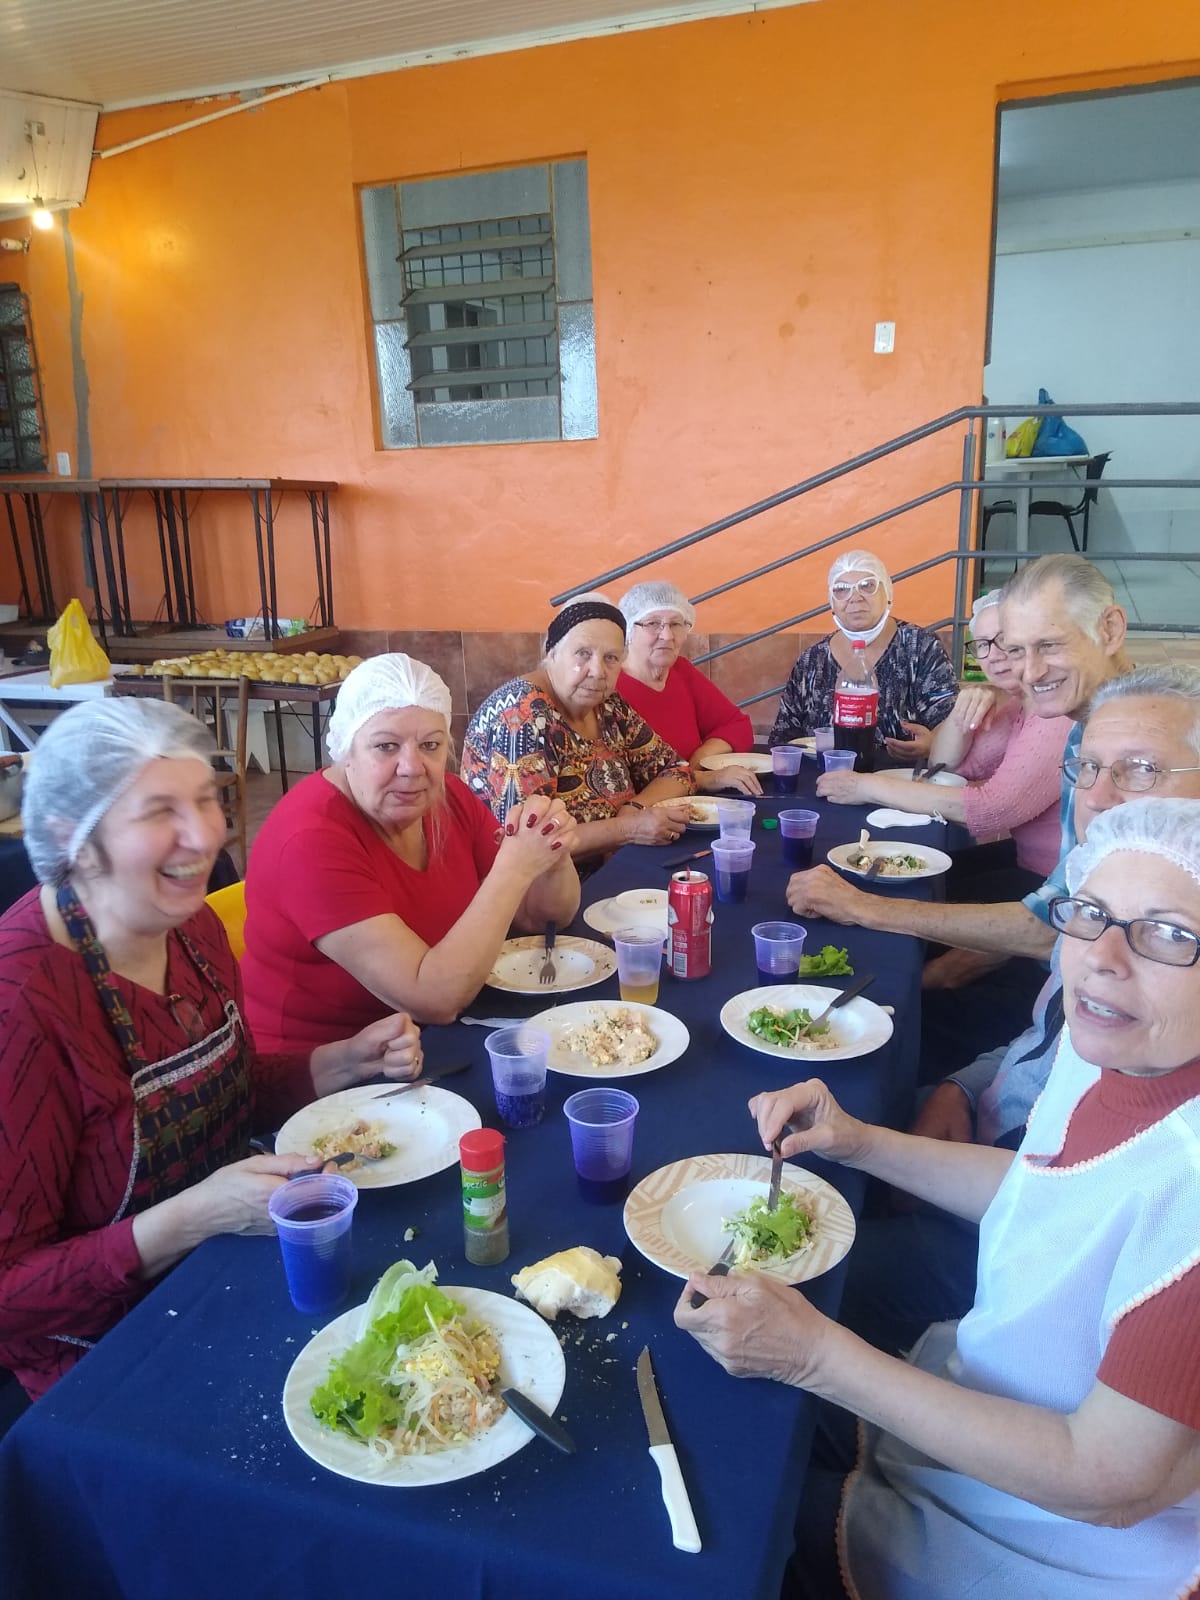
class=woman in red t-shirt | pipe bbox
[242,653,581,1051]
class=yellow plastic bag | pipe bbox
[47,598,112,688]
[1005,416,1042,458]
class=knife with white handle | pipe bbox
[636,1347,701,1553]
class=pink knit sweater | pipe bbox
[957,698,1072,876]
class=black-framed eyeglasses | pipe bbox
[1061,756,1200,793]
[1049,896,1200,968]
[965,636,1002,659]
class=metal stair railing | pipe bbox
[552,401,1200,715]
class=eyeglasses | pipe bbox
[633,620,689,637]
[1061,756,1200,793]
[1049,896,1200,968]
[831,577,880,599]
[965,636,1003,659]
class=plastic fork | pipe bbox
[538,921,557,985]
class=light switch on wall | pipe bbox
[873,322,895,355]
[55,451,72,475]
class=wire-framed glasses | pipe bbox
[1049,897,1200,968]
[831,577,880,599]
[633,619,689,636]
[1061,756,1200,793]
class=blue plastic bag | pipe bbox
[1031,388,1089,457]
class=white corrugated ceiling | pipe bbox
[0,0,811,111]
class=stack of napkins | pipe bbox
[865,807,934,829]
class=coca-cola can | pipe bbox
[668,870,713,980]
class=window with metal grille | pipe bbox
[361,162,597,448]
[0,285,48,473]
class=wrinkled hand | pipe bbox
[815,769,867,806]
[625,798,690,845]
[499,795,578,878]
[909,1081,974,1143]
[344,1011,423,1083]
[748,1079,871,1167]
[948,685,997,734]
[674,1272,832,1388]
[696,765,763,798]
[922,948,1006,991]
[785,864,868,925]
[192,1154,321,1237]
[883,721,933,762]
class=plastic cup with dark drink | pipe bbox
[822,749,857,775]
[268,1173,358,1314]
[564,1087,639,1204]
[486,1026,550,1129]
[710,836,755,902]
[778,809,819,868]
[771,745,804,796]
[752,920,807,985]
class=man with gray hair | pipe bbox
[839,661,1200,1354]
[787,552,1132,1071]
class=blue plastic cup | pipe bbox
[778,808,820,869]
[752,920,807,986]
[486,1026,550,1129]
[268,1173,358,1314]
[771,746,804,796]
[564,1088,639,1203]
[710,836,756,902]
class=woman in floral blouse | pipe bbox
[461,598,695,861]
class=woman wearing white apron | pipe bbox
[677,798,1200,1599]
[0,698,422,1401]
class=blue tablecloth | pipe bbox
[0,776,946,1600]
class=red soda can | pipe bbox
[668,870,713,979]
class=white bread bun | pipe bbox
[511,1246,622,1321]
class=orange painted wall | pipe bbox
[3,0,1200,633]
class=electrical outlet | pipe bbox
[873,321,895,355]
[24,119,46,138]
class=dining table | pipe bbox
[983,454,1091,553]
[0,762,954,1600]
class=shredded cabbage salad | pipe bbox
[723,1194,816,1269]
[309,1260,504,1458]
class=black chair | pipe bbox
[982,451,1111,553]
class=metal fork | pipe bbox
[538,921,557,986]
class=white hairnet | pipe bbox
[827,549,893,602]
[22,697,216,885]
[1065,797,1200,896]
[326,654,452,763]
[618,581,696,637]
[971,590,1002,630]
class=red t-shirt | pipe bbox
[242,772,500,1052]
[1051,1055,1200,1431]
[617,656,754,760]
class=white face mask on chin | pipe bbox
[832,606,891,646]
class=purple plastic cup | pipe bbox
[771,745,804,797]
[564,1087,639,1203]
[710,836,756,903]
[752,920,807,986]
[486,1026,550,1129]
[778,808,819,870]
[268,1173,358,1314]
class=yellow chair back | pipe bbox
[205,881,247,961]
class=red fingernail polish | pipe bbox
[493,828,503,843]
[526,812,539,829]
[551,840,564,851]
[505,822,516,836]
[541,822,557,835]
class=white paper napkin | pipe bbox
[866,807,934,829]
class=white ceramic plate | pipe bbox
[623,1152,855,1284]
[698,751,774,774]
[282,1286,566,1486]
[655,797,720,829]
[486,934,616,995]
[719,982,894,1063]
[583,889,670,939]
[787,737,818,754]
[275,1084,481,1189]
[526,998,690,1078]
[889,768,967,788]
[827,840,953,880]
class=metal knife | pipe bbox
[863,855,887,881]
[372,1059,472,1099]
[637,1348,701,1553]
[500,1387,576,1455]
[689,1236,736,1309]
[799,972,875,1037]
[660,847,713,870]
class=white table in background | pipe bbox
[984,455,1091,552]
[0,671,114,751]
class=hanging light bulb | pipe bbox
[31,199,54,231]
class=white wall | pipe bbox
[984,179,1200,554]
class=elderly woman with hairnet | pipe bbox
[242,653,580,1047]
[0,698,422,1401]
[768,549,957,761]
[615,580,762,797]
[678,797,1200,1600]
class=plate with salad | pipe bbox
[283,1260,566,1486]
[275,1084,481,1189]
[827,837,952,881]
[719,983,893,1063]
[623,1152,855,1285]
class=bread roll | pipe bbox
[511,1246,622,1321]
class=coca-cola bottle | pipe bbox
[833,641,879,772]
